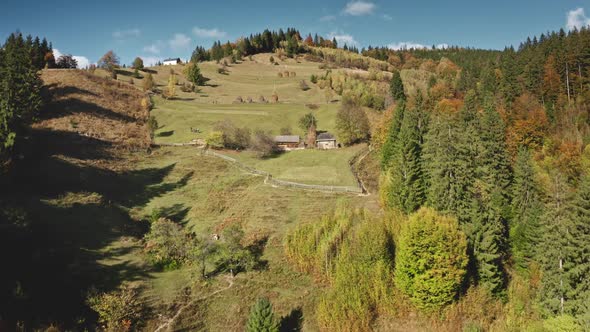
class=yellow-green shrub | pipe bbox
[395,207,468,312]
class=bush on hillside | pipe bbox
[336,101,370,145]
[86,284,145,331]
[205,131,225,149]
[213,120,251,150]
[250,130,279,158]
[395,207,468,311]
[144,218,189,269]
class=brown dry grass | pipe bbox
[36,70,151,150]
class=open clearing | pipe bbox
[229,144,366,186]
[151,96,338,144]
[1,69,379,330]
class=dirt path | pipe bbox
[153,276,235,332]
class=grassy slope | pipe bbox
[0,68,379,330]
[151,97,338,143]
[229,144,365,186]
[136,146,377,330]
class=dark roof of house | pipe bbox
[316,132,336,141]
[163,58,180,62]
[274,135,300,143]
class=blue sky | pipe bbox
[1,0,589,67]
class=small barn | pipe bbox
[316,132,337,149]
[163,58,182,66]
[274,135,301,150]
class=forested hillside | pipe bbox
[286,27,590,331]
[2,23,590,330]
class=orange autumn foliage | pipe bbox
[435,98,464,115]
[506,93,549,155]
[430,82,455,102]
[371,105,395,150]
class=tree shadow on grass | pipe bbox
[280,307,303,332]
[246,236,269,271]
[157,130,174,137]
[46,84,100,98]
[155,203,191,225]
[0,127,194,329]
[42,98,136,123]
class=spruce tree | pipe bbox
[510,148,542,270]
[386,96,426,213]
[538,172,574,316]
[245,298,280,332]
[565,175,590,317]
[380,101,405,170]
[390,70,406,103]
[0,32,43,155]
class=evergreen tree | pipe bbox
[246,298,279,332]
[380,101,405,169]
[385,97,426,213]
[0,32,43,155]
[559,175,590,317]
[390,70,406,102]
[538,172,574,316]
[510,148,542,270]
[184,62,204,88]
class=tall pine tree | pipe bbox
[380,101,405,170]
[510,148,543,270]
[0,32,43,156]
[385,95,426,213]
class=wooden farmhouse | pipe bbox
[274,135,302,150]
[316,132,337,149]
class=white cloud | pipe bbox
[387,42,448,50]
[382,14,393,21]
[73,56,90,69]
[52,48,92,69]
[113,28,141,39]
[140,56,162,67]
[343,1,375,16]
[169,33,191,49]
[53,48,63,59]
[143,41,163,54]
[192,27,227,38]
[328,32,358,46]
[320,15,336,22]
[567,8,590,30]
[388,42,426,50]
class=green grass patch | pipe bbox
[229,144,365,186]
[152,97,339,144]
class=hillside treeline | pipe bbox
[0,32,51,162]
[286,27,590,331]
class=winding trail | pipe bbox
[153,276,235,332]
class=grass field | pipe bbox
[0,68,379,329]
[152,96,339,144]
[227,144,366,186]
[126,146,378,330]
